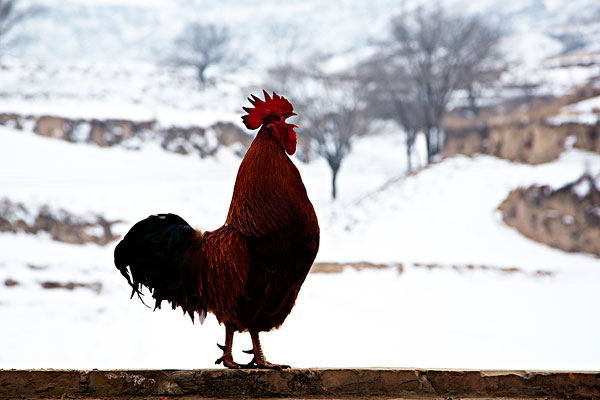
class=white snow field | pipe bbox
[0,124,599,371]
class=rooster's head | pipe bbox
[242,90,298,155]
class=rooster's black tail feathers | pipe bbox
[114,213,200,319]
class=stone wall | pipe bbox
[443,120,600,164]
[443,81,600,163]
[0,113,22,129]
[1,113,250,158]
[0,368,598,399]
[0,198,121,246]
[498,174,600,256]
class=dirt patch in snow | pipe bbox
[413,262,553,277]
[311,261,403,274]
[311,262,552,277]
[40,280,103,294]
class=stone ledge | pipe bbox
[0,368,598,399]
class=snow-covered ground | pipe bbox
[1,0,600,373]
[1,124,599,371]
[548,94,600,125]
[0,60,245,128]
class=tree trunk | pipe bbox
[424,129,433,164]
[405,130,415,172]
[406,141,413,172]
[197,63,208,88]
[331,164,340,199]
[430,125,444,158]
[467,86,479,117]
[436,128,444,157]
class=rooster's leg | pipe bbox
[243,330,290,370]
[215,324,240,369]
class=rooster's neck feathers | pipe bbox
[226,129,308,237]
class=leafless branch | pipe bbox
[362,5,504,166]
[268,60,371,199]
[169,22,232,88]
[0,0,45,58]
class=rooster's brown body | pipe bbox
[114,92,319,369]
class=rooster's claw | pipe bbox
[215,355,241,369]
[241,357,290,370]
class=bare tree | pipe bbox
[268,61,370,199]
[306,78,369,199]
[0,0,44,59]
[369,6,504,164]
[359,57,422,172]
[170,22,231,88]
[453,17,505,117]
[264,20,315,66]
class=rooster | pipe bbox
[114,91,319,369]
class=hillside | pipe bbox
[1,123,599,371]
[7,0,600,64]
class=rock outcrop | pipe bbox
[498,173,600,256]
[0,198,121,245]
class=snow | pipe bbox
[1,124,599,371]
[2,0,600,373]
[321,150,600,270]
[6,0,600,75]
[548,113,599,126]
[8,0,398,65]
[571,176,595,199]
[548,95,600,126]
[501,31,563,67]
[0,60,244,128]
[568,96,600,113]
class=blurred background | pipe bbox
[0,0,599,370]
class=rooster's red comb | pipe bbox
[242,90,294,130]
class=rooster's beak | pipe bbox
[287,112,298,128]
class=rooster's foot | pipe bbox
[242,357,290,370]
[215,335,240,369]
[243,330,291,369]
[215,326,241,369]
[215,354,241,369]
